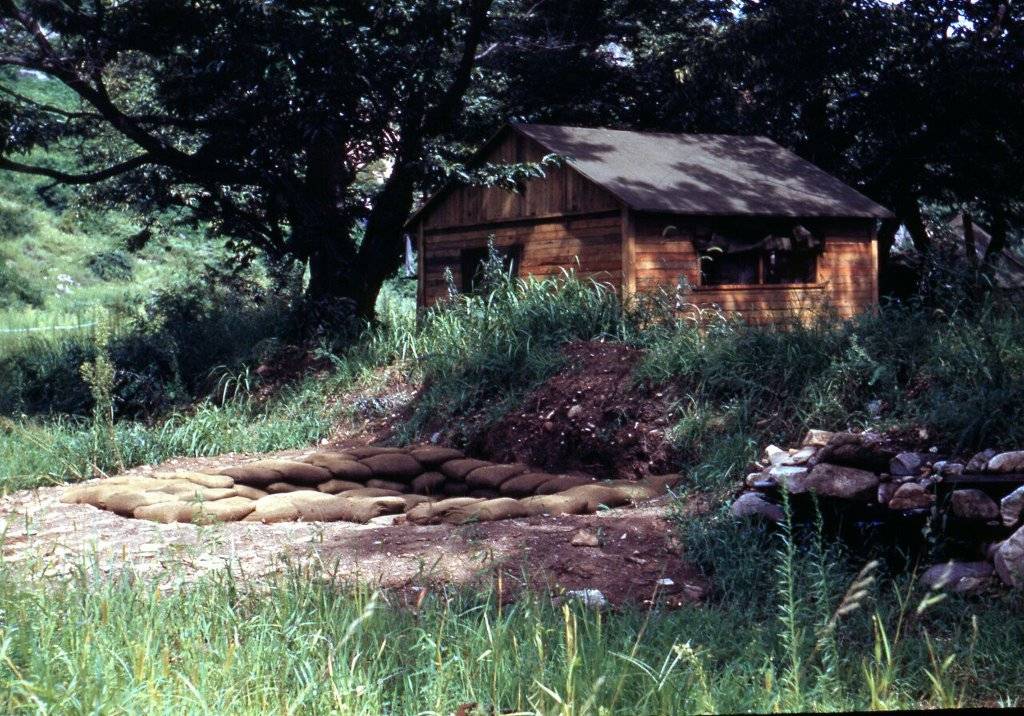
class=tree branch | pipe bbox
[0,153,155,184]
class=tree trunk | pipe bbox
[893,191,930,254]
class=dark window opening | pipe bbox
[698,221,820,287]
[460,244,522,293]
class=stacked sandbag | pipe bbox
[62,444,684,526]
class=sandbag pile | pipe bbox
[731,429,1024,592]
[62,445,682,526]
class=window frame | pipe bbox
[696,220,822,289]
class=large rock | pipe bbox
[730,493,784,522]
[889,452,924,477]
[1000,486,1024,528]
[802,429,834,448]
[950,489,999,520]
[814,432,899,472]
[994,526,1024,588]
[802,463,879,500]
[919,561,993,593]
[987,451,1024,473]
[888,482,934,510]
[764,445,788,466]
[965,449,996,473]
[768,466,810,493]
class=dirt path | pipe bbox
[0,480,706,607]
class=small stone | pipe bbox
[877,482,897,506]
[802,429,834,448]
[939,462,964,478]
[730,492,784,522]
[565,589,607,608]
[920,561,993,592]
[950,489,999,520]
[803,463,879,500]
[768,466,810,493]
[764,445,788,466]
[1000,486,1024,528]
[543,421,555,433]
[995,526,1024,588]
[567,405,584,419]
[888,482,934,510]
[987,451,1024,473]
[966,449,996,473]
[570,530,601,547]
[788,446,817,465]
[889,452,923,477]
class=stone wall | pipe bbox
[731,430,1024,592]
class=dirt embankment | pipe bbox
[472,341,679,479]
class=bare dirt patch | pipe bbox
[0,485,705,607]
[472,341,679,479]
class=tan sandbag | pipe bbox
[134,501,193,523]
[643,473,684,492]
[104,490,178,516]
[217,463,284,487]
[303,453,373,480]
[468,488,501,499]
[317,479,365,494]
[244,492,334,523]
[61,484,107,505]
[500,472,555,497]
[177,471,235,489]
[366,479,409,493]
[265,482,310,494]
[409,446,464,466]
[179,487,237,502]
[442,481,470,496]
[232,484,269,500]
[440,458,491,480]
[465,464,528,489]
[411,471,446,495]
[343,496,409,523]
[560,484,632,512]
[191,496,256,524]
[400,494,435,509]
[519,494,589,516]
[601,480,660,501]
[345,446,404,458]
[360,453,423,479]
[536,475,594,494]
[253,460,331,486]
[295,496,356,522]
[339,487,404,497]
[443,498,529,525]
[404,497,484,525]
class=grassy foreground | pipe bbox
[0,534,1021,715]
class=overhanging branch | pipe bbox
[0,153,155,184]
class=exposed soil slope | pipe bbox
[473,341,678,479]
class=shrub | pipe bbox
[0,261,45,308]
[86,250,134,281]
[0,198,36,240]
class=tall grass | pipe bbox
[0,532,1019,714]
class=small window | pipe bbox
[700,249,760,286]
[460,244,522,293]
[697,222,821,287]
[764,249,816,284]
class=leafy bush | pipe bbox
[0,261,45,308]
[86,250,134,281]
[0,197,36,240]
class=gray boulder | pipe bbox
[965,448,997,473]
[803,463,879,500]
[888,482,934,510]
[889,452,923,477]
[951,489,1000,520]
[1000,486,1024,528]
[987,451,1024,473]
[769,466,810,494]
[814,431,899,472]
[920,561,993,593]
[730,492,785,522]
[995,526,1024,588]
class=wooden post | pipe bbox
[620,206,636,299]
[416,222,426,311]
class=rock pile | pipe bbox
[731,430,1024,592]
[62,445,681,526]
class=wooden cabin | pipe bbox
[408,124,893,324]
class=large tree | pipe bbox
[0,0,494,318]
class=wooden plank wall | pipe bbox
[421,131,619,231]
[631,214,878,323]
[420,214,623,306]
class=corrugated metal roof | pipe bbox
[514,124,893,218]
